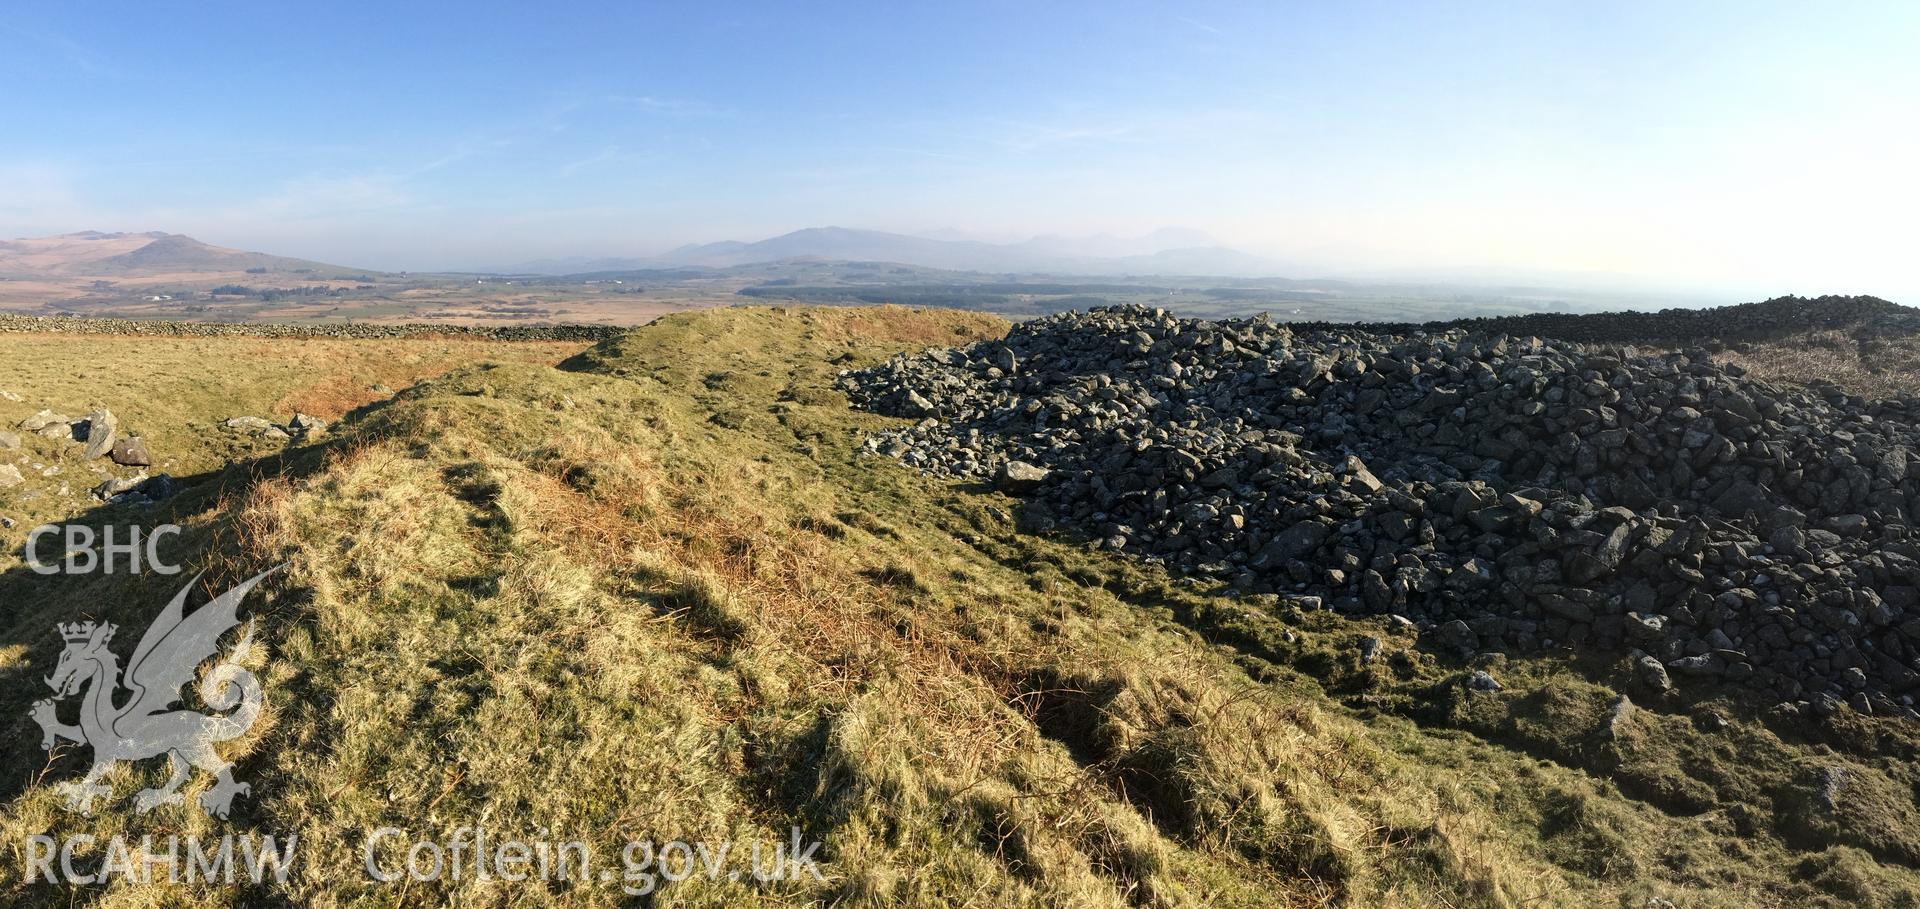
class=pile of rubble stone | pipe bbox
[839,302,1920,718]
[1373,294,1918,345]
[4,405,174,505]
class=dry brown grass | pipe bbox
[0,332,587,542]
[1712,329,1920,398]
[5,305,1919,907]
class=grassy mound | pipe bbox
[3,305,1919,906]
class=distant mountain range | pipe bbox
[0,231,361,277]
[497,226,1284,277]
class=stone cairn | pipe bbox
[840,300,1920,718]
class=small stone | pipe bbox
[1624,612,1666,643]
[1433,619,1478,654]
[1338,455,1383,493]
[0,464,24,489]
[997,460,1050,492]
[1668,654,1719,677]
[1467,670,1503,691]
[18,410,69,432]
[1692,710,1728,732]
[223,416,274,433]
[289,413,328,439]
[1635,655,1672,692]
[92,472,149,500]
[1539,594,1595,624]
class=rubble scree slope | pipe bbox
[839,296,1920,718]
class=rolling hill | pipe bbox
[501,227,1282,277]
[0,231,366,278]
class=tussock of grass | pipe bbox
[1712,328,1920,397]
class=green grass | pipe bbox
[0,332,581,534]
[1,304,1918,906]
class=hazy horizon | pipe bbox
[3,2,1916,300]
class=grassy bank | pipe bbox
[1,305,1916,906]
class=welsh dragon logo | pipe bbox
[29,567,280,818]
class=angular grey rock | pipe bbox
[290,412,328,439]
[1257,520,1329,568]
[1339,455,1383,493]
[1624,612,1667,643]
[1769,524,1806,554]
[1711,480,1771,518]
[81,408,117,459]
[110,437,153,467]
[1635,655,1672,692]
[223,416,274,433]
[1668,654,1719,677]
[996,460,1050,492]
[0,463,23,489]
[18,410,69,432]
[1539,594,1594,624]
[1602,695,1636,740]
[91,471,147,501]
[1433,619,1478,654]
[0,430,19,450]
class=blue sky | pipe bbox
[1,1,1915,298]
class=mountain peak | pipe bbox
[645,226,1273,276]
[0,230,365,277]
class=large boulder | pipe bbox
[111,437,153,467]
[81,408,117,460]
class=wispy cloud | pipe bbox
[986,120,1141,153]
[857,145,977,162]
[607,94,731,117]
[0,22,113,76]
[1176,16,1223,36]
[255,172,412,217]
[557,146,627,177]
